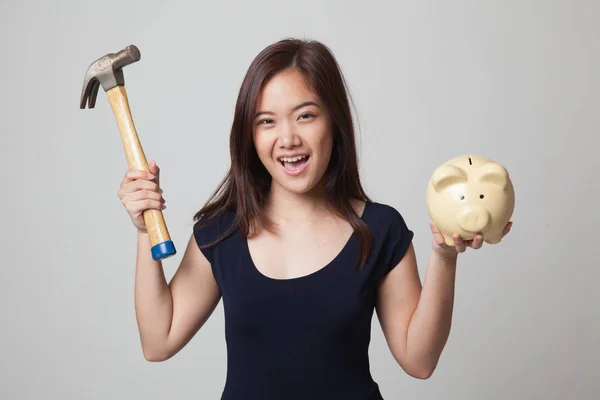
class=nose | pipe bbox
[277,122,301,149]
[456,206,491,233]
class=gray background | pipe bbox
[2,0,598,399]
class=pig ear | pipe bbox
[431,165,467,192]
[478,163,509,189]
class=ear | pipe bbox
[431,165,467,192]
[478,163,509,189]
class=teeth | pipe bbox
[279,155,308,163]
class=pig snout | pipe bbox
[456,206,491,233]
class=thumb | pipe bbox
[429,222,446,246]
[148,160,159,174]
[148,160,160,183]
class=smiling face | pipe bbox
[253,68,333,196]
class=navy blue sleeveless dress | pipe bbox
[193,201,414,399]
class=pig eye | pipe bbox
[479,194,484,199]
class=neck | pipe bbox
[265,183,329,224]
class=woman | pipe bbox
[118,38,511,399]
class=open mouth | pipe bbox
[278,154,310,174]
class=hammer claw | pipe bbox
[80,77,99,109]
[88,79,100,108]
[79,44,141,109]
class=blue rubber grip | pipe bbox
[151,240,176,261]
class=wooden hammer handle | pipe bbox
[106,86,176,261]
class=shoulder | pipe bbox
[193,210,237,250]
[364,201,411,231]
[364,201,415,279]
[364,200,414,253]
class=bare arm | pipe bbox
[134,231,221,361]
[376,243,457,379]
[376,222,512,379]
[117,162,221,361]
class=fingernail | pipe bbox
[147,173,154,179]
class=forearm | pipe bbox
[405,247,457,375]
[134,230,174,359]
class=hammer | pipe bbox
[80,44,176,261]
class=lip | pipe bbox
[277,153,309,160]
[279,155,311,177]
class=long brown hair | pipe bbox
[193,38,372,268]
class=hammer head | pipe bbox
[80,44,141,109]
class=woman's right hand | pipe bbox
[118,160,166,233]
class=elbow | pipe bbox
[395,343,444,379]
[142,345,172,362]
[143,350,167,362]
[400,358,438,380]
[407,366,435,380]
[392,354,435,379]
[144,353,166,363]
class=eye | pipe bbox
[258,118,275,125]
[479,194,484,199]
[298,113,315,120]
[460,195,465,200]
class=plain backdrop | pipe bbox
[2,0,598,399]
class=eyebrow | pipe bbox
[255,101,320,118]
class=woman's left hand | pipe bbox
[429,221,513,259]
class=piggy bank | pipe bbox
[426,155,514,246]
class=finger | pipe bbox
[149,160,160,175]
[453,233,466,253]
[123,169,155,184]
[119,185,162,202]
[430,222,446,246]
[125,189,165,203]
[126,199,166,216]
[502,221,513,237]
[151,161,161,185]
[125,169,154,181]
[124,179,162,194]
[470,233,484,249]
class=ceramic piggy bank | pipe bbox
[426,155,514,246]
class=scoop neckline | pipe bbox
[244,201,371,282]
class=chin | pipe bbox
[273,176,318,195]
[270,163,325,195]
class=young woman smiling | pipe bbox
[117,38,512,400]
